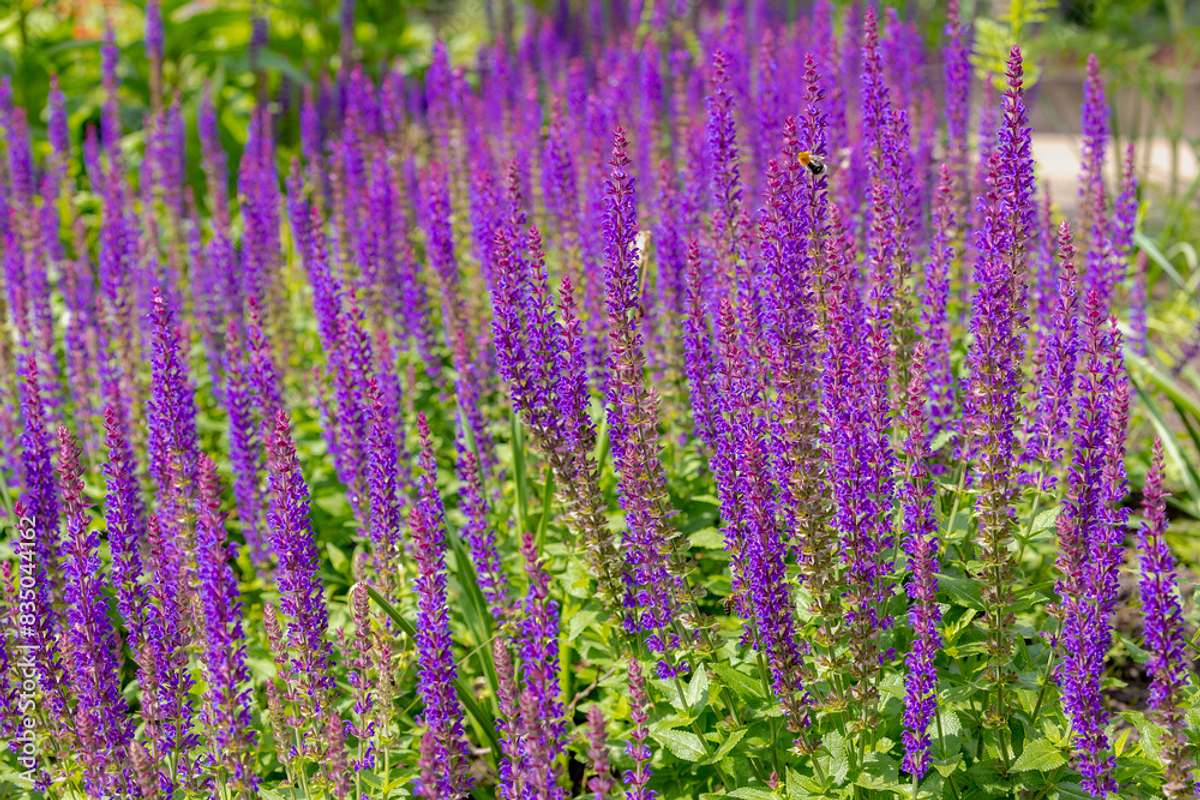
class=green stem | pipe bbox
[1028,636,1059,731]
[996,680,1011,771]
[754,652,785,777]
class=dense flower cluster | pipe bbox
[0,2,1195,799]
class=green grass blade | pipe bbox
[511,414,529,534]
[364,584,502,757]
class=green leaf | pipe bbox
[688,526,724,549]
[326,542,350,576]
[314,491,352,518]
[937,572,985,611]
[535,468,555,550]
[713,663,765,701]
[704,726,747,765]
[820,730,851,784]
[685,664,710,710]
[1029,506,1059,535]
[727,789,778,800]
[567,609,599,641]
[511,414,530,534]
[855,752,901,791]
[650,728,706,762]
[1011,738,1066,772]
[788,766,829,797]
[1112,726,1132,758]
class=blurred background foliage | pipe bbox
[0,0,498,195]
[1,0,1195,192]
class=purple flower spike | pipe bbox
[1136,440,1198,798]
[56,426,137,796]
[11,500,73,751]
[101,22,122,155]
[365,377,404,565]
[223,322,269,565]
[899,346,942,780]
[711,297,809,730]
[513,533,567,798]
[1055,286,1123,799]
[264,408,344,771]
[624,658,656,800]
[964,47,1035,721]
[145,0,164,64]
[922,165,956,437]
[100,404,149,635]
[944,0,971,217]
[194,456,258,792]
[1027,221,1081,486]
[17,355,60,575]
[455,435,511,620]
[586,705,613,800]
[680,242,719,452]
[410,414,472,799]
[704,49,743,292]
[1105,143,1138,296]
[601,127,688,671]
[147,286,201,494]
[1079,55,1108,223]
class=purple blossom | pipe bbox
[365,377,404,564]
[199,88,231,233]
[17,355,60,573]
[624,658,656,800]
[147,286,201,494]
[139,480,200,791]
[711,297,809,729]
[194,456,257,791]
[1027,221,1081,485]
[1105,143,1138,297]
[455,436,511,619]
[56,426,137,796]
[145,0,164,64]
[1079,55,1108,221]
[899,347,942,779]
[601,127,688,671]
[821,205,890,682]
[512,533,566,797]
[410,414,471,798]
[100,404,149,634]
[1136,440,1198,798]
[943,0,971,217]
[680,242,719,452]
[1055,287,1123,798]
[101,23,122,154]
[759,111,826,569]
[704,50,743,293]
[586,705,613,800]
[264,408,343,767]
[964,47,1035,718]
[922,165,956,437]
[222,322,269,564]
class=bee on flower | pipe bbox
[796,150,827,176]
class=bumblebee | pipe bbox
[796,150,827,176]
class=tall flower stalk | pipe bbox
[410,414,471,798]
[964,48,1035,742]
[1135,440,1198,798]
[600,127,691,675]
[55,427,137,796]
[899,346,942,780]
